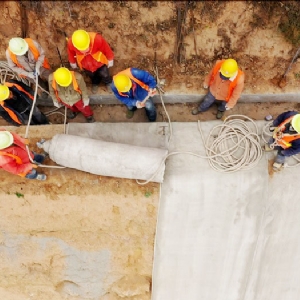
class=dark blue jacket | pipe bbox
[273,111,300,157]
[111,68,157,107]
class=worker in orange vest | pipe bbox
[48,67,95,123]
[0,80,49,126]
[0,129,47,180]
[67,29,114,94]
[264,111,300,171]
[192,59,245,119]
[6,37,52,98]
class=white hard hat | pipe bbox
[0,131,13,150]
[9,38,29,56]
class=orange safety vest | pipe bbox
[114,68,150,97]
[209,60,244,102]
[51,71,82,103]
[0,82,34,125]
[8,38,50,70]
[273,115,300,149]
[75,32,108,70]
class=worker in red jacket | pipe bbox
[67,29,114,94]
[0,129,47,180]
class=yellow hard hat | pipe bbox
[72,30,90,51]
[113,74,132,92]
[220,59,238,78]
[291,114,300,133]
[9,37,29,56]
[54,67,72,87]
[0,131,13,150]
[0,84,10,101]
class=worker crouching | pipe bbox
[265,111,300,171]
[111,68,157,122]
[48,67,95,123]
[0,130,47,180]
[0,80,49,126]
[192,59,245,119]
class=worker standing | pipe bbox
[111,68,157,122]
[48,67,95,123]
[192,58,245,119]
[0,129,47,180]
[6,37,52,98]
[67,29,114,94]
[0,80,49,126]
[264,111,300,171]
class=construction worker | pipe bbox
[111,68,157,122]
[0,129,47,180]
[67,29,114,94]
[6,37,52,98]
[48,67,95,123]
[192,58,245,119]
[0,80,49,126]
[264,111,300,171]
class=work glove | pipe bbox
[149,88,157,97]
[136,101,145,109]
[269,125,276,132]
[53,100,62,108]
[27,72,35,79]
[35,62,41,75]
[203,84,208,89]
[107,60,114,68]
[70,62,78,69]
[83,97,90,107]
[225,105,230,111]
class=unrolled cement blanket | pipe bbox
[42,134,168,183]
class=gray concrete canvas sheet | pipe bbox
[152,121,300,300]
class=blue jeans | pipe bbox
[127,98,157,122]
[198,90,227,112]
[25,152,45,180]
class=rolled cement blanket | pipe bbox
[42,134,168,183]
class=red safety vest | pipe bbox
[273,115,300,149]
[0,82,34,125]
[51,71,82,103]
[209,60,244,102]
[114,68,150,97]
[75,32,108,70]
[7,38,50,70]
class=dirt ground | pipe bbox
[1,1,300,299]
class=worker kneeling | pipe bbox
[0,80,49,126]
[0,130,47,180]
[111,68,157,122]
[48,67,95,123]
[265,111,300,171]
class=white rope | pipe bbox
[137,115,263,185]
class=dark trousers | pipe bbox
[85,65,112,85]
[198,90,227,112]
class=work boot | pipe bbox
[192,108,201,115]
[264,144,274,152]
[126,109,135,119]
[86,116,95,123]
[92,84,99,94]
[216,110,224,119]
[273,162,284,171]
[36,174,47,181]
[67,112,78,119]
